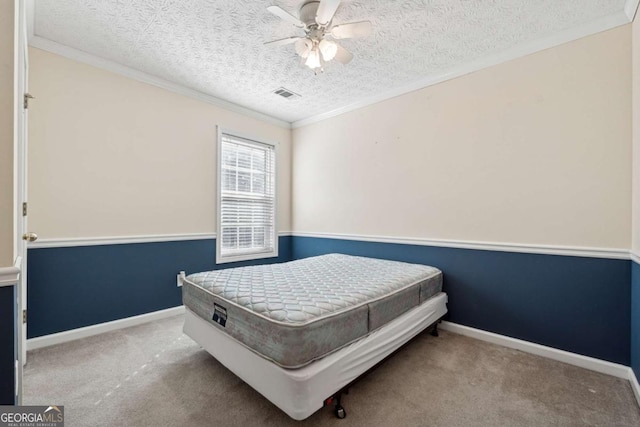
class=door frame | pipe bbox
[14,0,29,405]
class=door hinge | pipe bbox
[22,309,27,324]
[22,202,27,216]
[24,93,34,109]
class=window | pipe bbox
[217,129,277,264]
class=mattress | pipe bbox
[183,292,448,420]
[182,253,442,368]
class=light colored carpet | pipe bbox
[24,315,640,426]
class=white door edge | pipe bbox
[14,0,29,404]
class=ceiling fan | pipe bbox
[265,0,373,73]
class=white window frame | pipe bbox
[216,126,278,264]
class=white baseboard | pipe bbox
[439,321,630,379]
[27,305,185,351]
[630,368,640,407]
[23,306,640,409]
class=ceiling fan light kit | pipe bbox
[319,39,337,61]
[265,0,372,74]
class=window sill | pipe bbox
[215,250,278,265]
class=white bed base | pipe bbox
[183,292,448,420]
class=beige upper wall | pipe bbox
[634,18,640,255]
[0,1,14,266]
[293,26,632,249]
[28,24,635,249]
[28,48,291,239]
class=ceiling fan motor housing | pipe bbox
[299,1,321,27]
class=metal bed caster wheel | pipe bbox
[334,405,346,419]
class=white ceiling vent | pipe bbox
[273,87,300,100]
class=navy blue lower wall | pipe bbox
[0,285,15,405]
[27,234,632,367]
[292,236,631,365]
[27,236,292,338]
[632,260,640,379]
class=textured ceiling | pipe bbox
[33,0,627,123]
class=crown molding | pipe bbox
[291,231,631,260]
[28,36,291,130]
[624,0,640,21]
[291,10,631,128]
[27,3,636,132]
[25,1,291,130]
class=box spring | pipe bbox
[183,292,448,420]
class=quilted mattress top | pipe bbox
[185,253,441,325]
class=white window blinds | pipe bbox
[217,131,277,263]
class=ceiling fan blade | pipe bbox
[316,0,341,26]
[333,43,353,64]
[331,21,373,39]
[267,5,305,28]
[264,36,303,47]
